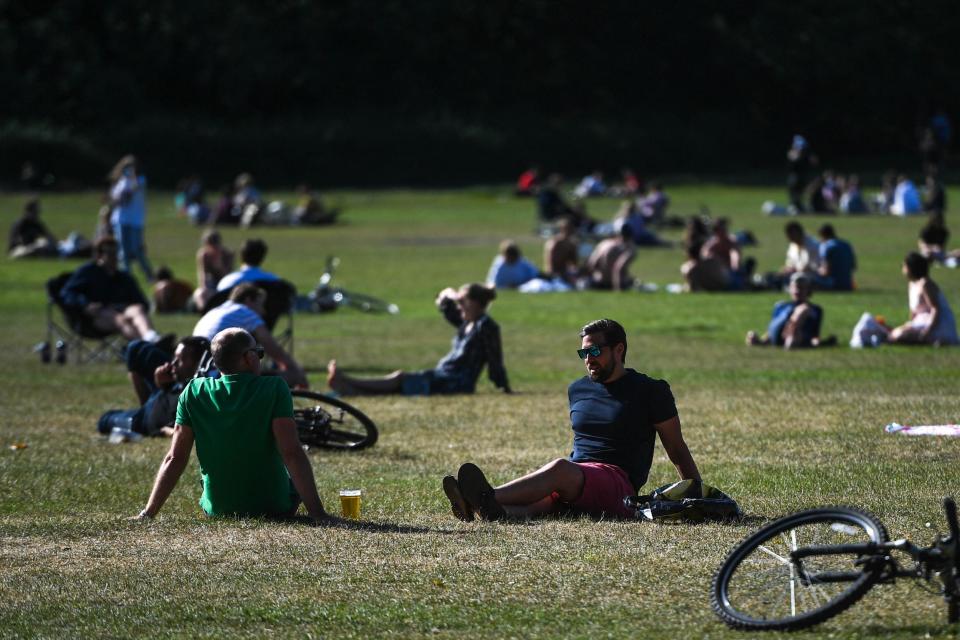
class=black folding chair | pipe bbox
[44,272,126,364]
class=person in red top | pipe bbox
[515,166,541,196]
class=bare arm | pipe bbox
[919,280,941,341]
[611,248,635,291]
[253,326,308,387]
[139,424,195,517]
[195,249,207,289]
[272,417,326,519]
[654,416,701,481]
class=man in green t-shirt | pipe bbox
[134,327,327,520]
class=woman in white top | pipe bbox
[890,252,959,345]
[109,155,153,280]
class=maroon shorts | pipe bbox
[559,462,636,519]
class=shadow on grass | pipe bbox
[279,514,453,535]
[859,623,956,637]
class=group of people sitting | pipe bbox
[176,173,340,228]
[782,135,947,217]
[129,317,703,527]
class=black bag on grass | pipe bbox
[624,479,741,522]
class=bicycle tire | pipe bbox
[712,506,889,631]
[291,390,378,451]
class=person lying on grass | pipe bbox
[746,272,837,349]
[327,283,510,396]
[441,318,701,521]
[132,327,327,521]
[98,336,208,438]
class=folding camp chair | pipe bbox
[44,272,126,364]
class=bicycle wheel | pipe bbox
[712,506,889,631]
[335,290,399,314]
[291,390,378,451]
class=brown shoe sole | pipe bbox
[442,475,474,522]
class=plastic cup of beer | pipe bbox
[339,489,362,519]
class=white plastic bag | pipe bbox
[850,311,890,348]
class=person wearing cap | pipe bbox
[746,272,834,349]
[132,327,327,521]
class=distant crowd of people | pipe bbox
[8,143,958,526]
[777,133,948,217]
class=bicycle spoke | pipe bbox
[757,545,791,565]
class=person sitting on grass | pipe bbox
[193,283,308,388]
[8,197,58,259]
[681,243,731,292]
[216,238,279,292]
[543,217,580,285]
[60,236,172,346]
[746,272,835,349]
[815,224,857,291]
[152,266,193,313]
[193,229,234,310]
[327,283,510,396]
[584,226,636,290]
[97,337,208,438]
[888,252,959,346]
[131,328,327,521]
[486,240,540,289]
[440,318,701,521]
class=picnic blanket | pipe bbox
[885,423,960,437]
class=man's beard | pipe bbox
[588,359,616,382]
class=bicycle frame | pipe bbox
[790,498,960,607]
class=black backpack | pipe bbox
[624,479,741,522]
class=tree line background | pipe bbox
[2,0,958,188]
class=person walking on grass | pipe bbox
[441,318,701,521]
[132,328,327,521]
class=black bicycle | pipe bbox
[193,352,378,451]
[712,497,960,631]
[291,389,378,451]
[309,256,399,314]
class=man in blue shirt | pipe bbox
[815,224,857,291]
[442,318,701,521]
[746,272,834,349]
[486,240,540,289]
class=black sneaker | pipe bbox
[458,463,506,521]
[442,475,474,522]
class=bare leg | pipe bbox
[890,324,925,344]
[504,495,558,519]
[327,359,404,395]
[123,304,156,340]
[91,309,139,340]
[495,458,585,506]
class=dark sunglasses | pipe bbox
[577,344,609,359]
[246,345,265,360]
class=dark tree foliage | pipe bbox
[2,1,958,184]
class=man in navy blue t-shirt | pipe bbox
[442,318,701,521]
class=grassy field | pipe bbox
[1,185,959,639]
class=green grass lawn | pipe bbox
[1,185,959,638]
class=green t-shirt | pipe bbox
[175,373,295,516]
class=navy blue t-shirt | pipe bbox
[568,369,678,490]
